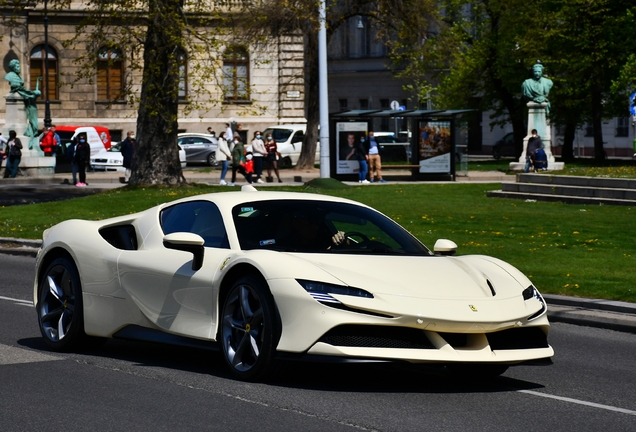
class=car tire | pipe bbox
[37,257,90,352]
[492,147,501,160]
[220,275,280,381]
[279,156,292,168]
[207,153,217,166]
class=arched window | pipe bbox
[223,46,249,101]
[97,47,123,101]
[30,45,58,100]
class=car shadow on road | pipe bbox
[19,337,545,394]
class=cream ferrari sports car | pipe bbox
[34,186,553,381]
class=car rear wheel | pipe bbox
[279,156,292,168]
[492,147,501,160]
[37,257,88,351]
[220,276,280,381]
[207,153,217,166]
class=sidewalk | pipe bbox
[1,236,633,334]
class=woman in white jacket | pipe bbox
[215,131,232,185]
[251,131,267,183]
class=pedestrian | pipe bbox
[353,136,370,184]
[74,132,91,187]
[251,131,266,183]
[3,130,22,178]
[367,131,386,183]
[524,129,542,173]
[225,123,233,144]
[264,133,282,183]
[215,131,232,185]
[229,136,252,185]
[0,132,7,171]
[207,127,214,135]
[120,130,135,183]
[39,124,61,156]
[66,136,79,185]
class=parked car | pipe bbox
[262,124,320,167]
[177,133,218,166]
[91,142,187,172]
[54,126,112,173]
[34,187,553,382]
[492,132,516,159]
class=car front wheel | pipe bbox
[220,276,280,381]
[37,257,87,351]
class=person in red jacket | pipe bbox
[39,125,60,156]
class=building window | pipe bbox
[223,46,249,101]
[584,123,594,137]
[30,45,58,100]
[556,125,566,136]
[616,117,629,137]
[97,47,124,101]
[339,99,348,111]
[359,99,369,109]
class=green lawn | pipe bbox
[467,157,636,178]
[1,181,634,303]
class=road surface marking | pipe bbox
[0,295,33,306]
[519,389,636,416]
[0,343,62,366]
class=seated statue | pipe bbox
[4,59,41,140]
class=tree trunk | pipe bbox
[591,78,605,162]
[131,0,185,185]
[561,121,576,162]
[296,27,319,170]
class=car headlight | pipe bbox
[109,159,122,165]
[523,285,546,320]
[297,279,373,304]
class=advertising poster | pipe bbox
[336,122,368,174]
[418,121,452,173]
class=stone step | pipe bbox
[517,173,636,190]
[486,190,636,206]
[501,182,636,200]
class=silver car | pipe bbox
[177,133,219,166]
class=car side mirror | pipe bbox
[433,239,457,256]
[163,232,205,271]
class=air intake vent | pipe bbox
[487,327,548,350]
[319,325,435,349]
[486,279,496,296]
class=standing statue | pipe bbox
[522,61,553,114]
[4,59,41,141]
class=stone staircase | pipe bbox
[487,174,636,206]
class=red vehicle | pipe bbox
[53,126,112,173]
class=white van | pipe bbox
[262,124,320,167]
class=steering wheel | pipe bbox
[343,231,370,244]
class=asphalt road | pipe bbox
[2,254,635,431]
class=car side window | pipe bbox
[292,131,304,143]
[160,201,229,249]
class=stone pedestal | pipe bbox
[510,101,564,171]
[3,93,55,178]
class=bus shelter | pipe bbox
[329,109,473,182]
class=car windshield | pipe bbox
[232,199,432,255]
[108,143,121,153]
[262,128,293,142]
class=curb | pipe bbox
[0,238,634,333]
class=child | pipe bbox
[241,152,254,184]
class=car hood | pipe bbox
[287,253,530,301]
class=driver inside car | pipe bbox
[282,211,349,251]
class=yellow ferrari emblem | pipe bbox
[245,324,251,333]
[469,304,478,312]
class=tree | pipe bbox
[0,1,264,184]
